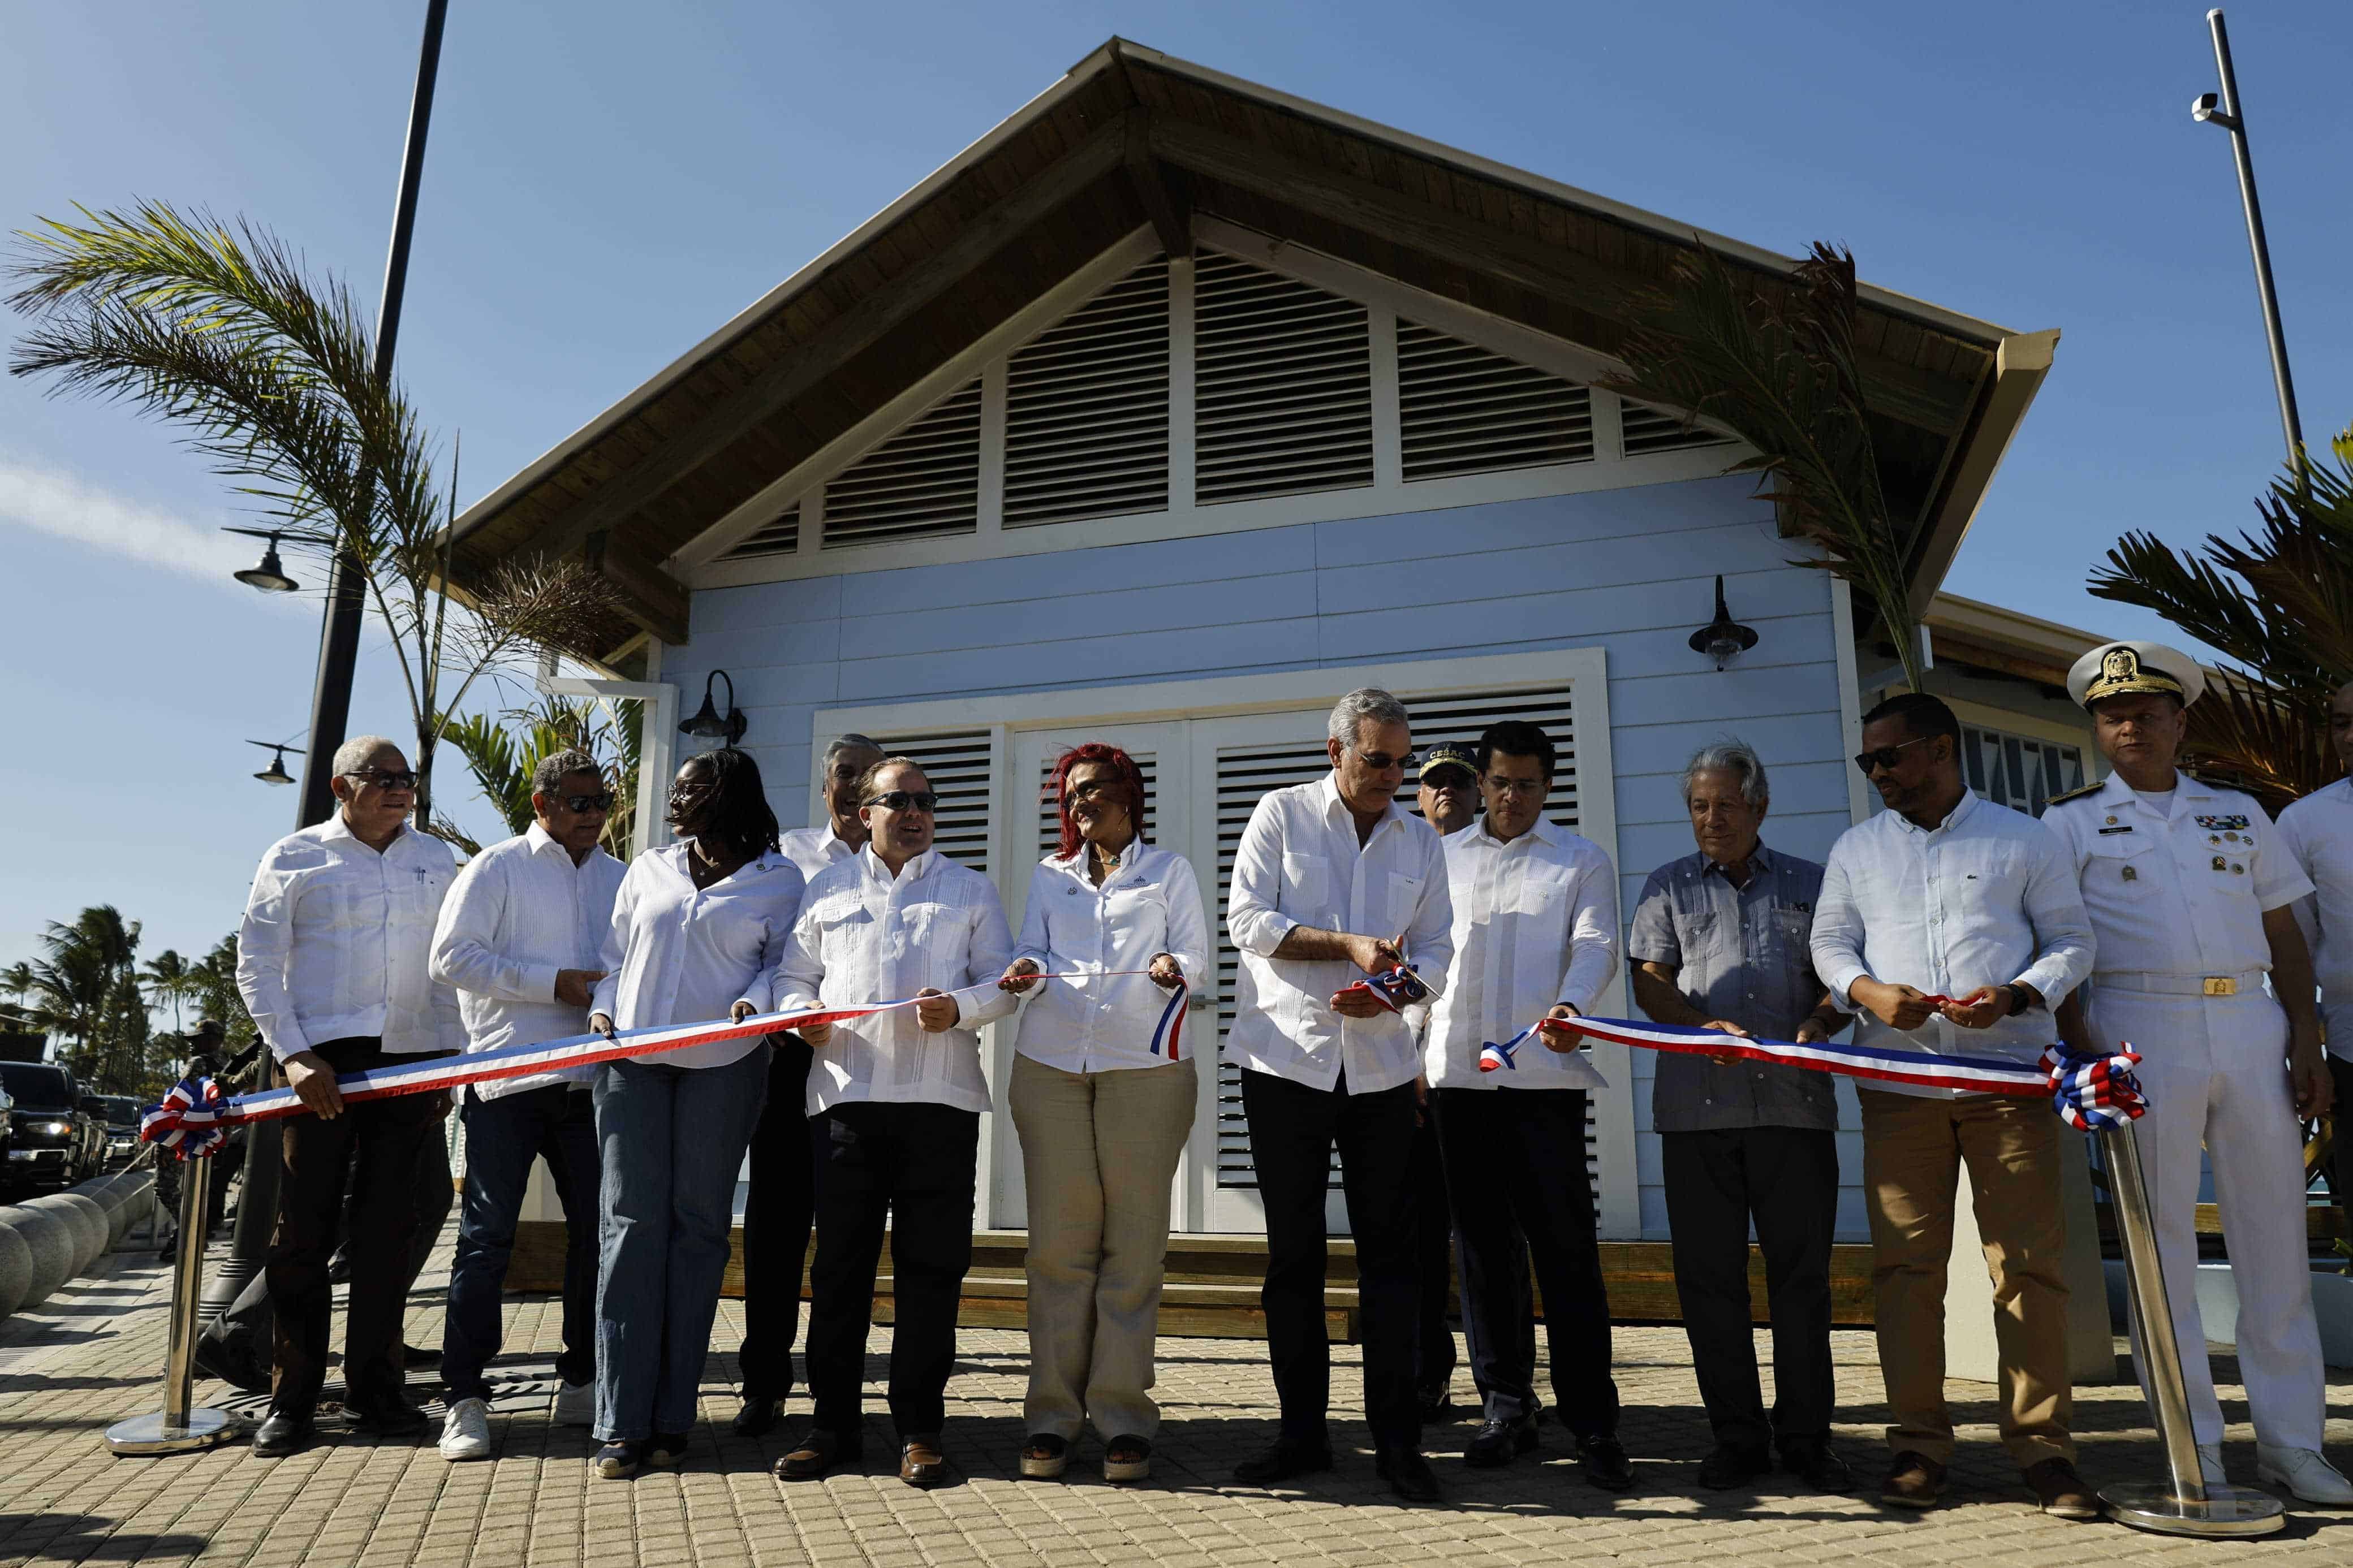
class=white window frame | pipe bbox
[809,645,1641,1238]
[675,217,1746,591]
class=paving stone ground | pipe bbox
[3,1216,2350,1567]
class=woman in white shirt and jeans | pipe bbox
[585,749,805,1478]
[999,745,1208,1483]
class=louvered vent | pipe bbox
[1193,251,1374,506]
[821,380,982,548]
[1397,321,1593,481]
[720,501,799,561]
[1004,257,1170,527]
[863,727,993,874]
[1620,398,1731,456]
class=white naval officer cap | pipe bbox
[2066,640,2207,710]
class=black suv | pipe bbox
[1,1061,98,1192]
[94,1095,143,1168]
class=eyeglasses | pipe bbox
[1063,779,1120,805]
[666,780,714,805]
[1852,735,1936,775]
[558,791,615,813]
[1484,776,1547,798]
[1352,747,1419,772]
[867,790,940,814]
[344,769,417,791]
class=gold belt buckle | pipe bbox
[2202,976,2237,997]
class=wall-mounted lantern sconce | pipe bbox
[1688,576,1759,671]
[679,670,748,746]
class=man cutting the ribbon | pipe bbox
[1810,692,2099,1518]
[1224,688,1456,1502]
[2044,641,2348,1507]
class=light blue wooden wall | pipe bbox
[667,473,1874,1239]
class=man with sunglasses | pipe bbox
[236,736,465,1457]
[732,732,885,1440]
[428,749,626,1461]
[1225,688,1456,1502]
[1809,693,2097,1519]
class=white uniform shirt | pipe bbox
[589,845,805,1071]
[1423,816,1619,1091]
[236,814,463,1062]
[773,846,1016,1115]
[1225,774,1456,1096]
[1811,788,2096,1098]
[2046,771,2310,986]
[1010,843,1211,1075]
[430,824,627,1099]
[2278,778,2353,1060]
[781,823,857,883]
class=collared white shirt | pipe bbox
[1225,774,1455,1095]
[430,824,627,1099]
[781,823,857,884]
[1424,816,1618,1091]
[773,846,1016,1115]
[1811,788,2096,1098]
[236,814,463,1062]
[589,845,804,1071]
[2272,777,2352,1059]
[2048,770,2310,985]
[1010,842,1210,1075]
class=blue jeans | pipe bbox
[592,1047,769,1441]
[441,1083,602,1406]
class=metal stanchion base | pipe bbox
[2100,1481,2286,1538]
[105,1407,239,1457]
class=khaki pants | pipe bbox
[1858,1088,2075,1468]
[1009,1053,1196,1441]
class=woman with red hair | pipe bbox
[998,744,1208,1483]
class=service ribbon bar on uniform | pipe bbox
[1548,1016,2053,1096]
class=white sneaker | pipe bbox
[2195,1442,2227,1487]
[438,1396,492,1462]
[553,1379,594,1427]
[2256,1445,2353,1506]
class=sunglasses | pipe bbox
[345,769,417,791]
[667,780,714,805]
[1852,735,1936,775]
[867,790,940,814]
[1063,778,1122,805]
[1352,748,1419,771]
[558,791,615,813]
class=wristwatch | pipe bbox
[2002,983,2031,1017]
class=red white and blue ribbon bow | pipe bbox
[1548,1016,2053,1096]
[141,1076,231,1160]
[2041,1044,2151,1130]
[1479,1023,1538,1073]
[1338,964,1430,1014]
[1149,978,1190,1060]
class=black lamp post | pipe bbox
[679,671,748,746]
[1688,576,1759,671]
[248,742,303,785]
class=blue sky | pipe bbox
[2,0,2347,983]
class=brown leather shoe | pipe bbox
[899,1435,949,1488]
[1880,1450,1946,1509]
[774,1428,859,1482]
[2024,1457,2102,1521]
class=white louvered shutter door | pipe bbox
[1193,250,1374,506]
[1003,257,1171,528]
[821,380,984,547]
[1397,320,1593,481]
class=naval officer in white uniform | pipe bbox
[2044,640,2350,1507]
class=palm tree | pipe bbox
[2088,427,2353,813]
[141,948,197,1032]
[1602,241,1926,690]
[6,202,620,827]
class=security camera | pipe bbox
[2191,92,2239,129]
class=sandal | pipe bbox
[1105,1434,1152,1483]
[1020,1432,1070,1479]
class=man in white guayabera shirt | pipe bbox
[2279,682,2353,1256]
[1810,692,2098,1521]
[771,756,1015,1489]
[236,736,464,1459]
[428,748,627,1462]
[1421,721,1634,1493]
[1225,688,1455,1505]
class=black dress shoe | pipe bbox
[1377,1447,1442,1504]
[732,1396,781,1438]
[1231,1437,1334,1484]
[252,1408,314,1458]
[1576,1433,1635,1491]
[346,1397,429,1439]
[1464,1416,1539,1468]
[1778,1438,1852,1492]
[775,1428,860,1481]
[1697,1444,1770,1490]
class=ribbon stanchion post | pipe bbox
[105,1151,237,1456]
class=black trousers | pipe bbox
[804,1100,979,1438]
[1408,1111,1459,1395]
[266,1037,445,1414]
[1661,1126,1839,1454]
[1241,1068,1420,1452]
[1432,1086,1618,1436]
[738,1036,817,1402]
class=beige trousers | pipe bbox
[1009,1052,1197,1441]
[1857,1088,2076,1468]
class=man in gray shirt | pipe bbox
[1628,741,1847,1493]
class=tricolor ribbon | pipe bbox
[1149,978,1190,1060]
[2041,1044,2151,1130]
[1478,1022,1538,1073]
[1336,964,1430,1014]
[140,1076,231,1159]
[1547,1015,2053,1096]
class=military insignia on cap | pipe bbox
[2067,640,2207,710]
